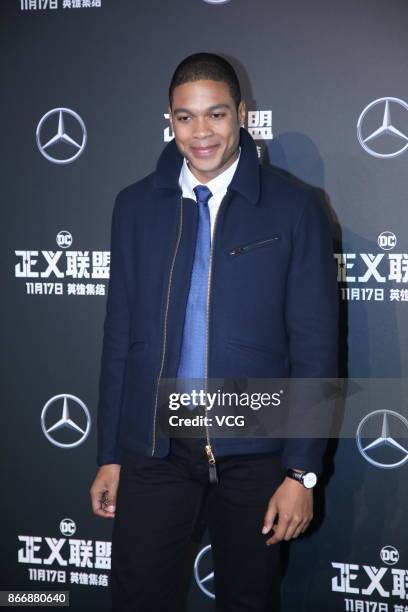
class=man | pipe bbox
[90,53,338,611]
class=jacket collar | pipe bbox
[153,127,260,205]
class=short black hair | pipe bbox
[169,52,241,110]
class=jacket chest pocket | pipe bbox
[228,233,281,257]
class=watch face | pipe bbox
[303,472,317,488]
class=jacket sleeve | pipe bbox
[96,192,130,466]
[281,191,339,476]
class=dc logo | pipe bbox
[60,518,76,536]
[56,231,73,249]
[380,545,399,565]
[377,231,397,251]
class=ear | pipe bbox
[238,100,246,127]
[167,105,173,127]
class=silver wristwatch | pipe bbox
[286,468,317,489]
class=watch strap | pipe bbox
[286,468,305,484]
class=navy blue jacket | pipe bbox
[96,127,338,475]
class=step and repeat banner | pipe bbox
[1,0,407,610]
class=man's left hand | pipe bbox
[261,477,313,545]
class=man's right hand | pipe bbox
[90,464,121,519]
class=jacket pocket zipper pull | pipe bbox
[205,444,219,484]
[229,246,245,256]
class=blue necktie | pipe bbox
[176,185,212,408]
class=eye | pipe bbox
[211,113,226,119]
[177,115,191,122]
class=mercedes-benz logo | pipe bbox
[41,394,91,448]
[194,544,215,599]
[36,108,87,164]
[356,409,408,469]
[357,97,408,159]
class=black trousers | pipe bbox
[111,438,285,612]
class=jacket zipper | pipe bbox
[203,190,232,484]
[151,195,183,456]
[229,234,280,256]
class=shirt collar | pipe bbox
[179,147,241,200]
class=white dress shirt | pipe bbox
[178,147,241,242]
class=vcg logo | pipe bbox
[377,231,397,251]
[380,545,399,566]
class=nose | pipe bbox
[192,116,213,139]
